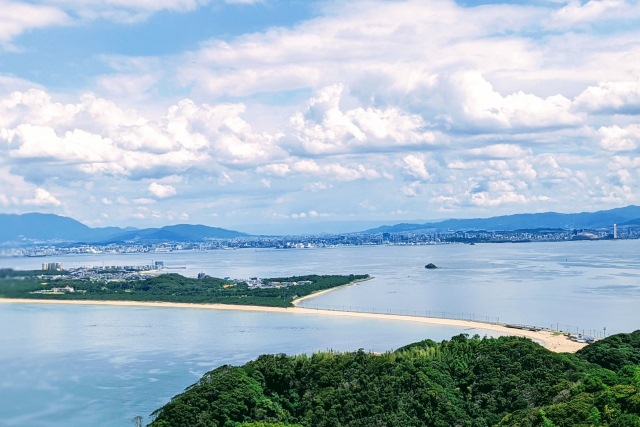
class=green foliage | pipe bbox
[0,270,52,297]
[577,330,640,371]
[150,332,640,427]
[0,272,368,307]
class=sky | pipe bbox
[1,0,640,234]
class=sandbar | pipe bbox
[0,297,586,353]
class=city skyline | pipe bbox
[1,0,640,234]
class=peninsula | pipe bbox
[0,268,585,353]
[0,268,369,308]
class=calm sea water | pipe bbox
[1,241,639,426]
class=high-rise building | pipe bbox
[613,224,618,239]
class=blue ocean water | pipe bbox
[1,241,639,426]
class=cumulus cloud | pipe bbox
[466,191,527,208]
[0,89,286,183]
[148,182,176,198]
[598,125,640,152]
[439,71,579,132]
[574,81,640,114]
[257,158,380,183]
[402,154,430,181]
[23,188,61,207]
[289,85,436,155]
[4,0,640,229]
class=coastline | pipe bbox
[292,276,373,306]
[0,297,586,353]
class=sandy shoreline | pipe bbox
[0,297,586,353]
[292,276,373,305]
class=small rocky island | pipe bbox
[425,263,438,269]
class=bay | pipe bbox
[1,240,639,426]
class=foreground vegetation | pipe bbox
[150,331,640,427]
[0,270,368,307]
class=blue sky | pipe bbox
[1,0,640,234]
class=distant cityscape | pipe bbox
[2,223,638,258]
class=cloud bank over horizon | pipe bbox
[1,0,639,233]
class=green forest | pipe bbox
[0,270,368,307]
[149,331,640,427]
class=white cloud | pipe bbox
[4,0,640,229]
[96,73,160,100]
[0,90,285,183]
[598,125,640,152]
[23,188,61,207]
[257,158,381,183]
[148,182,176,198]
[303,181,332,192]
[287,210,328,220]
[402,154,430,181]
[547,0,639,29]
[400,181,420,197]
[290,85,436,155]
[133,197,156,205]
[257,163,291,177]
[440,71,579,132]
[465,144,531,160]
[50,0,211,23]
[574,81,640,114]
[0,1,69,47]
[291,160,380,182]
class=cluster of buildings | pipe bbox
[30,285,76,295]
[1,224,638,259]
[41,262,63,271]
[245,277,313,289]
[35,263,165,282]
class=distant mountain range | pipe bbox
[1,206,640,245]
[362,205,640,234]
[0,213,247,245]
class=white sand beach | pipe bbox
[0,297,586,353]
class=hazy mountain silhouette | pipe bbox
[362,206,640,234]
[2,206,639,244]
[0,213,247,244]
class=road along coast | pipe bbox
[0,297,586,353]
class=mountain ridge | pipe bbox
[0,213,247,245]
[1,205,639,244]
[362,205,640,234]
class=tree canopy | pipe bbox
[150,332,640,427]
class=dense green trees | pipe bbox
[150,332,640,427]
[0,272,368,307]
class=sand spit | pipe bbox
[0,297,586,353]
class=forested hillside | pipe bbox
[150,332,640,427]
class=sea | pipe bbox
[1,240,639,426]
